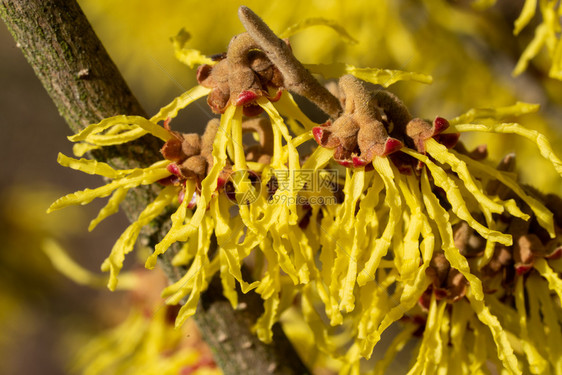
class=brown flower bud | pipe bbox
[181,133,201,158]
[180,155,207,180]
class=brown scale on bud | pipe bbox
[453,221,486,257]
[197,32,284,116]
[160,119,207,182]
[312,75,403,167]
[159,118,234,205]
[312,75,458,169]
[160,115,278,204]
[238,6,343,118]
[422,252,468,307]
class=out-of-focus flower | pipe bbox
[49,6,562,374]
[41,241,221,375]
[506,0,562,80]
[0,186,87,374]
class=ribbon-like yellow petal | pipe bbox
[305,63,432,87]
[467,291,521,375]
[48,163,170,212]
[451,122,562,177]
[279,17,358,44]
[101,186,177,290]
[150,85,212,123]
[88,187,129,231]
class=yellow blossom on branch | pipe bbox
[47,5,562,375]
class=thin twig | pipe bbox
[238,6,343,119]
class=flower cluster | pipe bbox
[49,6,562,374]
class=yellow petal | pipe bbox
[407,295,447,375]
[449,102,539,125]
[279,17,358,44]
[72,142,100,157]
[514,276,549,374]
[171,28,215,68]
[155,105,235,249]
[42,238,117,288]
[336,169,365,312]
[57,153,135,179]
[273,91,320,132]
[372,324,417,375]
[513,24,549,76]
[301,146,334,171]
[254,293,280,344]
[425,139,504,215]
[305,63,433,87]
[467,291,521,375]
[533,258,562,303]
[514,0,538,35]
[549,37,562,79]
[101,186,176,290]
[449,300,473,374]
[212,194,259,293]
[69,115,141,142]
[453,150,555,237]
[403,147,512,246]
[527,275,562,373]
[358,157,402,286]
[395,172,424,280]
[47,163,170,213]
[150,85,212,123]
[420,168,485,300]
[88,187,129,231]
[70,115,171,144]
[146,180,195,269]
[451,122,562,177]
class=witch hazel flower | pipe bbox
[47,5,562,375]
[311,74,454,168]
[305,99,562,373]
[46,5,340,333]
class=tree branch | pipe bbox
[0,1,309,374]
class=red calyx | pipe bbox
[235,90,259,106]
[163,117,172,130]
[312,120,332,145]
[269,89,283,102]
[432,117,450,136]
[217,176,228,189]
[187,192,197,209]
[336,159,353,168]
[515,264,533,275]
[167,163,181,176]
[157,175,180,186]
[352,156,369,167]
[383,137,404,156]
[312,127,324,144]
